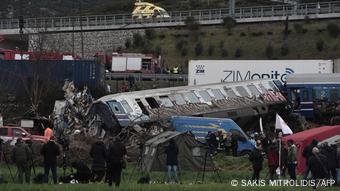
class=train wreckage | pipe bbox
[52,79,286,140]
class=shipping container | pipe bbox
[188,60,333,86]
[0,60,105,94]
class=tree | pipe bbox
[223,16,236,32]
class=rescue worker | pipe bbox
[90,140,107,182]
[308,147,329,185]
[107,138,127,187]
[12,138,32,184]
[287,139,297,180]
[231,132,239,157]
[249,141,264,183]
[267,139,279,180]
[40,136,60,184]
[303,139,318,179]
[71,161,92,183]
[165,139,179,183]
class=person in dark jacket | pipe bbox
[266,140,279,180]
[231,132,239,157]
[40,136,60,184]
[308,147,329,180]
[320,144,337,184]
[280,141,288,178]
[12,138,32,184]
[165,139,179,183]
[107,138,127,187]
[249,142,264,182]
[71,161,92,183]
[287,139,297,180]
[90,141,106,182]
[206,131,217,155]
[302,139,318,179]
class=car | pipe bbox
[0,125,49,145]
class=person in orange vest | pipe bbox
[44,127,53,139]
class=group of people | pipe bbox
[11,136,127,187]
[249,136,339,184]
[206,130,239,156]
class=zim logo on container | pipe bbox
[195,65,205,74]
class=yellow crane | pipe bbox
[132,0,170,19]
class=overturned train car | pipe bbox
[88,79,286,137]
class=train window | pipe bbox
[198,90,212,102]
[142,59,151,70]
[235,86,250,97]
[107,101,126,114]
[211,89,225,100]
[258,84,268,93]
[247,85,261,96]
[183,92,200,103]
[135,99,149,115]
[223,87,237,98]
[159,96,174,107]
[145,97,160,109]
[120,100,133,113]
[174,94,186,105]
[268,81,279,91]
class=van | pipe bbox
[132,1,170,19]
[172,116,255,155]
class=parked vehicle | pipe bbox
[0,125,48,145]
[95,52,161,74]
[0,49,80,60]
[132,0,170,19]
[172,116,255,155]
[188,60,334,85]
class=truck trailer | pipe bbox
[188,60,334,86]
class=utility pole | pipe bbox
[229,0,235,18]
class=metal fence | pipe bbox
[105,72,188,81]
[0,1,340,31]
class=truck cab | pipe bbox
[0,125,48,145]
[172,116,255,155]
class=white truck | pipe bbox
[188,60,334,85]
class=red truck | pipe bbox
[95,52,161,73]
[0,125,48,145]
[0,49,80,61]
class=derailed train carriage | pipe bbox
[87,79,286,138]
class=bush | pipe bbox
[293,23,304,34]
[326,23,340,38]
[145,29,156,40]
[267,31,273,35]
[235,47,242,58]
[221,48,228,57]
[133,33,144,47]
[181,47,188,57]
[176,39,187,51]
[208,44,214,56]
[125,39,131,48]
[223,16,236,32]
[280,43,289,56]
[195,42,203,56]
[154,45,162,56]
[185,16,200,31]
[240,32,246,37]
[219,40,224,49]
[159,34,166,39]
[265,44,274,59]
[251,32,263,36]
[116,46,123,53]
[316,39,324,52]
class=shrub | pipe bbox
[294,23,306,34]
[221,48,228,57]
[154,45,162,56]
[116,46,123,53]
[208,44,214,56]
[280,43,289,56]
[125,39,131,48]
[219,40,224,49]
[185,16,200,31]
[251,32,263,36]
[327,23,340,38]
[240,32,246,37]
[176,39,187,51]
[265,44,274,59]
[195,42,203,56]
[145,29,156,40]
[223,16,236,32]
[235,47,242,58]
[267,31,273,35]
[316,39,324,52]
[133,33,144,47]
[181,47,188,57]
[159,34,166,39]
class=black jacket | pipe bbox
[90,141,107,171]
[40,140,60,165]
[107,141,126,165]
[72,161,92,183]
[303,140,318,164]
[165,143,178,166]
[249,148,264,170]
[308,153,329,179]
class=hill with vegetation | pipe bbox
[121,18,340,72]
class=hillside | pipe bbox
[123,19,340,72]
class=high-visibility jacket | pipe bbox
[44,127,53,139]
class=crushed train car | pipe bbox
[87,79,286,137]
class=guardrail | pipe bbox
[0,1,339,32]
[105,72,188,81]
